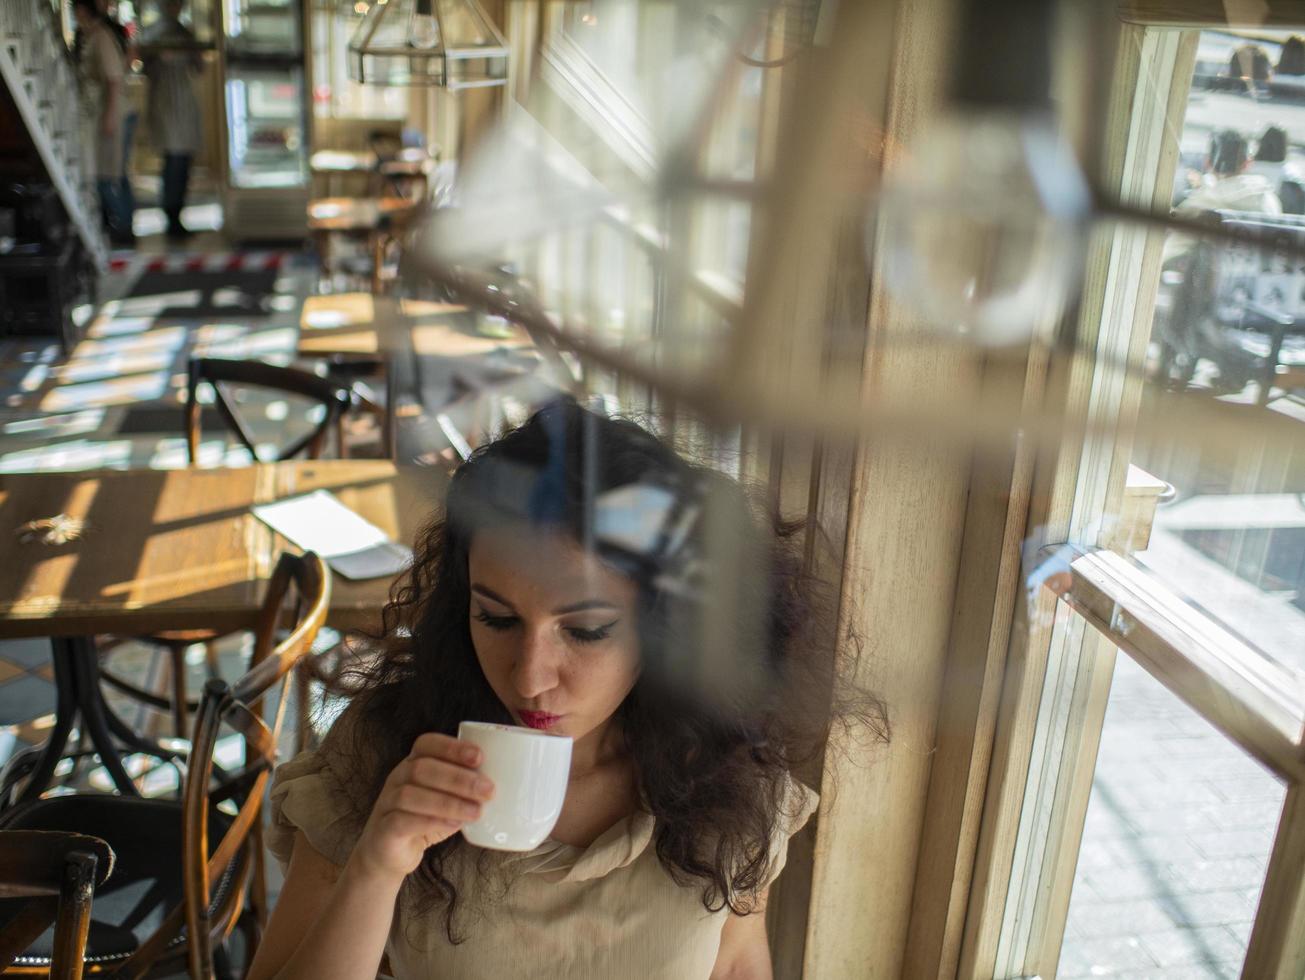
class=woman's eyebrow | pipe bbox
[472,585,620,615]
[471,584,515,608]
[551,599,622,615]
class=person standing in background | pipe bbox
[141,0,203,239]
[73,0,133,246]
[106,0,139,234]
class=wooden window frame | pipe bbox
[1053,551,1305,976]
[953,14,1305,980]
[957,24,1198,977]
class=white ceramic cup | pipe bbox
[456,721,573,851]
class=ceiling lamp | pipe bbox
[875,0,1090,346]
[347,0,508,89]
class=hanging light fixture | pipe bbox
[874,0,1091,346]
[347,0,509,88]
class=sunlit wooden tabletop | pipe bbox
[306,197,418,232]
[297,293,532,358]
[0,461,448,639]
[309,149,379,174]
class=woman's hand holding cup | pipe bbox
[350,733,495,883]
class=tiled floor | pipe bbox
[0,236,320,472]
[1059,652,1286,979]
[0,628,322,978]
[0,641,58,765]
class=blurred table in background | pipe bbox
[309,149,378,198]
[310,148,435,200]
[306,197,421,293]
[298,293,531,357]
[298,293,538,459]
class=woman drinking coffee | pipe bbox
[248,398,882,980]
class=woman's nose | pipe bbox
[512,628,561,699]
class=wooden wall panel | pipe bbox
[799,0,990,974]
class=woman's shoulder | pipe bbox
[266,702,388,869]
[315,698,393,781]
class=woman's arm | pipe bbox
[247,733,493,980]
[246,832,400,980]
[710,890,773,980]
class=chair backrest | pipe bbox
[1193,209,1305,328]
[186,357,353,465]
[113,551,330,980]
[186,551,329,979]
[0,830,114,979]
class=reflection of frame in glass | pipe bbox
[966,16,1305,980]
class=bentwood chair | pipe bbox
[93,358,351,752]
[1,553,330,979]
[185,357,355,465]
[0,830,115,979]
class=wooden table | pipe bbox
[0,461,445,638]
[298,293,531,357]
[309,149,378,174]
[298,294,536,458]
[306,196,416,232]
[309,149,379,198]
[0,462,447,802]
[309,148,434,198]
[306,197,421,293]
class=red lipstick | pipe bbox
[519,711,562,730]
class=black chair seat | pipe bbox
[0,795,240,967]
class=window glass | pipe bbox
[1060,656,1284,979]
[420,0,774,421]
[560,0,677,121]
[1131,27,1305,678]
[998,27,1305,979]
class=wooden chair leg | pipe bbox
[204,641,221,680]
[167,643,189,741]
[51,850,98,980]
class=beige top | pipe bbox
[140,18,203,156]
[267,741,818,980]
[77,25,126,179]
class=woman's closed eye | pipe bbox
[565,622,617,644]
[473,609,517,631]
[472,608,617,644]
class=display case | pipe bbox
[225,67,308,188]
[224,0,301,55]
[219,0,311,238]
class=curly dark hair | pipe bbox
[325,397,886,942]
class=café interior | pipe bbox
[0,0,1304,977]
